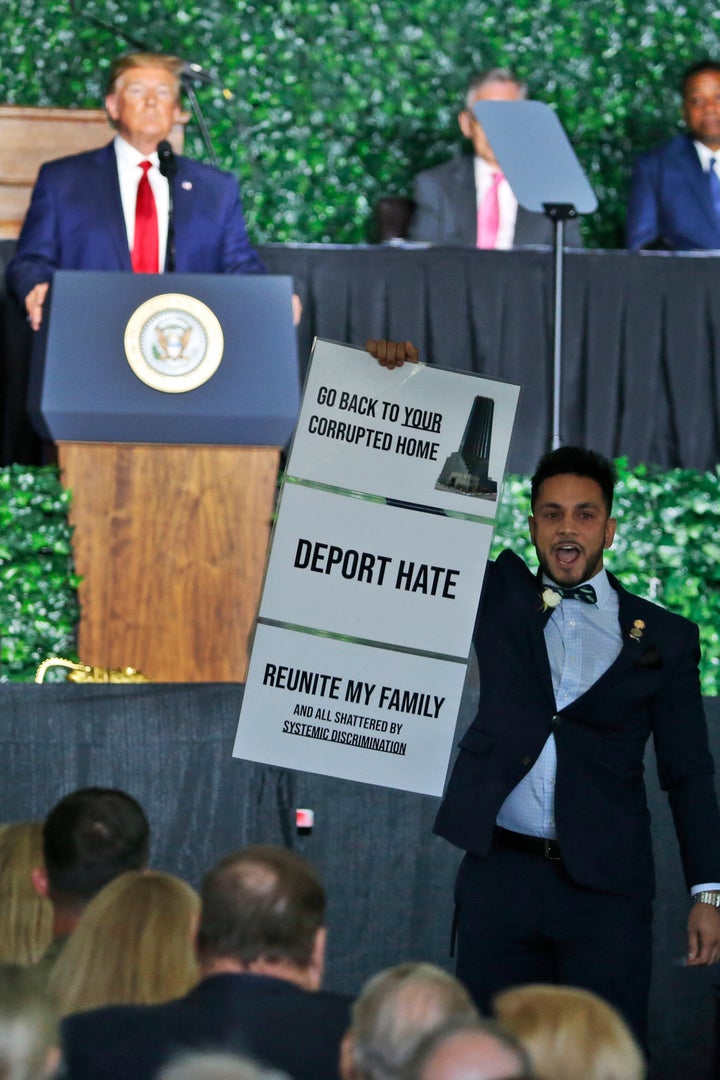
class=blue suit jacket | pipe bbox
[434,550,720,900]
[6,141,265,303]
[626,133,720,250]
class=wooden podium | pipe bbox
[34,272,300,682]
[58,442,279,681]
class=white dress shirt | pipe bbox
[114,135,170,271]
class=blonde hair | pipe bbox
[49,870,200,1017]
[0,823,53,965]
[493,984,646,1080]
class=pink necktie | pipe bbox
[132,160,159,273]
[476,171,504,249]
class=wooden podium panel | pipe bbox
[58,442,280,682]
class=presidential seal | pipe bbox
[124,293,224,392]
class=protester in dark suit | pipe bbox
[408,69,582,248]
[627,59,720,249]
[61,845,351,1080]
[5,52,293,332]
[432,445,720,1048]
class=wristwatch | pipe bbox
[692,891,720,907]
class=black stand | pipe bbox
[543,202,578,451]
[181,78,220,168]
[472,101,597,450]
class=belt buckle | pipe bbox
[543,839,561,861]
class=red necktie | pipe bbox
[477,170,504,249]
[132,160,159,273]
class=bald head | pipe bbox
[343,963,477,1080]
[404,1021,530,1080]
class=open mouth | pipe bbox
[553,543,582,569]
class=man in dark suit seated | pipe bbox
[627,59,720,249]
[5,52,303,330]
[61,845,351,1080]
[408,68,583,248]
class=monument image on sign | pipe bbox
[435,395,498,500]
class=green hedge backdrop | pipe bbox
[3,462,720,694]
[3,0,720,247]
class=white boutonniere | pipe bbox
[541,587,561,612]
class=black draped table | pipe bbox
[0,676,717,1079]
[2,242,720,474]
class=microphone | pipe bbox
[157,141,177,273]
[157,140,178,180]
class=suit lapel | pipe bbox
[91,143,133,270]
[676,135,720,239]
[450,156,478,245]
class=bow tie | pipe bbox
[547,583,597,605]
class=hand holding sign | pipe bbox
[365,339,420,369]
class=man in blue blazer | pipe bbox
[627,60,720,249]
[432,444,720,1049]
[6,52,268,330]
[61,845,351,1080]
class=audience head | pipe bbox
[196,845,326,991]
[341,962,478,1080]
[157,1051,289,1080]
[493,984,645,1080]
[48,870,199,1017]
[0,964,59,1080]
[459,69,528,165]
[403,1018,532,1080]
[0,824,52,965]
[681,59,720,151]
[36,787,150,922]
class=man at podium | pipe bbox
[6,51,272,331]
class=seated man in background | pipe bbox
[61,844,352,1080]
[6,51,278,331]
[627,59,720,249]
[339,962,478,1080]
[32,786,150,980]
[408,68,583,248]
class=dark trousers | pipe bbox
[454,843,653,1049]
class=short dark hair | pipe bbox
[105,52,183,98]
[682,59,720,94]
[196,845,325,969]
[465,68,528,106]
[530,445,616,514]
[43,787,149,903]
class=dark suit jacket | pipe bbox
[6,141,265,304]
[408,155,583,247]
[626,134,720,250]
[61,972,352,1080]
[434,550,720,900]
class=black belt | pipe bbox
[493,825,562,862]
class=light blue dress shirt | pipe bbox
[495,567,718,895]
[496,568,621,838]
